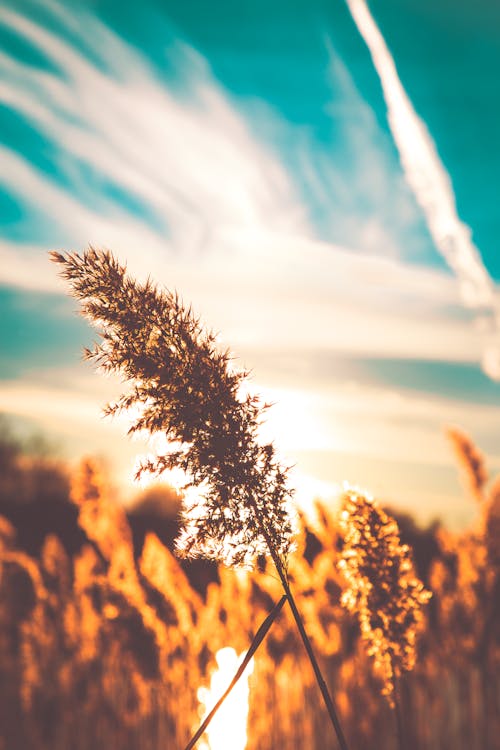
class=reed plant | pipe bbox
[0,250,485,749]
[337,487,431,749]
[50,248,349,749]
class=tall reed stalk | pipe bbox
[51,248,349,750]
[251,511,348,750]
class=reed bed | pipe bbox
[0,441,499,749]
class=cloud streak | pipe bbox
[0,0,479,366]
[346,0,500,380]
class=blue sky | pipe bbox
[1,0,500,526]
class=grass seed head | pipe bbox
[337,486,431,702]
[51,248,296,570]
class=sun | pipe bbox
[197,647,254,750]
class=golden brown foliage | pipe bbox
[337,487,431,702]
[0,431,499,749]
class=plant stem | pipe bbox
[392,674,404,750]
[184,595,287,750]
[277,566,349,750]
[251,505,349,750]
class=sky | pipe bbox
[1,0,500,527]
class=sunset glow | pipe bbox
[197,648,254,750]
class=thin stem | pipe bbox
[392,673,404,750]
[184,595,287,750]
[250,506,349,750]
[279,570,349,750]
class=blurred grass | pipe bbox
[0,422,498,749]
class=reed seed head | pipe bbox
[50,248,295,570]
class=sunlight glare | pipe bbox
[197,647,254,750]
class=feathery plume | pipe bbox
[446,426,487,502]
[338,487,431,703]
[51,247,349,750]
[51,248,295,570]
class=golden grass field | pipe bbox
[0,426,498,750]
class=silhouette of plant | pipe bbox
[51,248,349,749]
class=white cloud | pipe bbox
[0,1,482,366]
[319,40,426,259]
[260,376,500,464]
[0,5,307,244]
[346,0,500,379]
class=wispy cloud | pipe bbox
[346,0,500,380]
[0,1,480,365]
[317,39,428,261]
[0,3,307,247]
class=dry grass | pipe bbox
[0,441,499,749]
